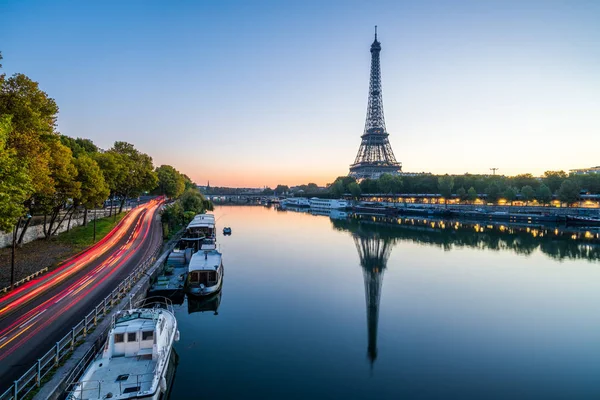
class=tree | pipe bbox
[348,182,361,199]
[156,165,185,198]
[359,178,378,194]
[109,142,158,212]
[543,171,568,194]
[0,73,58,199]
[467,187,478,203]
[181,174,196,191]
[180,188,208,214]
[329,180,344,197]
[93,151,127,217]
[536,184,552,205]
[262,187,274,195]
[503,186,518,205]
[378,174,395,194]
[521,185,535,205]
[520,185,535,205]
[0,115,33,232]
[485,183,502,203]
[275,185,289,195]
[511,173,538,190]
[75,155,109,208]
[60,135,99,157]
[39,139,81,238]
[456,187,467,202]
[437,175,454,208]
[558,179,580,206]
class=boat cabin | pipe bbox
[187,250,223,295]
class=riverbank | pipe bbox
[0,212,126,289]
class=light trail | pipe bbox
[0,199,162,365]
[0,201,158,317]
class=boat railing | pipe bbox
[67,373,156,399]
[134,296,175,315]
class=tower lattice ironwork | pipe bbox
[353,232,395,368]
[349,26,401,180]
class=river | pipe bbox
[169,205,600,399]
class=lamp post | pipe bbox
[11,214,32,291]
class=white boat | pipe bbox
[186,249,224,296]
[309,197,349,210]
[186,214,216,251]
[281,197,310,207]
[68,299,179,400]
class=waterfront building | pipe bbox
[570,166,600,175]
[349,27,402,180]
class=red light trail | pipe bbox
[0,198,163,373]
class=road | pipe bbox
[0,198,163,390]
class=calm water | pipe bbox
[170,206,600,399]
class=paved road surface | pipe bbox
[0,199,163,391]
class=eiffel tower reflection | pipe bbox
[352,227,397,369]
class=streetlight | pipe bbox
[11,214,32,290]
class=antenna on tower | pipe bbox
[374,25,377,40]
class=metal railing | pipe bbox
[0,244,162,400]
[0,267,49,294]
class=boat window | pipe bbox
[114,333,124,343]
[142,331,154,341]
[127,332,137,342]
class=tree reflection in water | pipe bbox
[332,215,600,263]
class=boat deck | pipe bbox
[77,356,157,399]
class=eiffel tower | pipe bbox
[349,26,402,180]
[353,231,395,367]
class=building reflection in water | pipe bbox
[353,232,396,368]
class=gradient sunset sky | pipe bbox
[1,0,599,187]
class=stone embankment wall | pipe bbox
[0,209,114,249]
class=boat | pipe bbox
[186,249,224,296]
[281,197,310,208]
[223,227,232,235]
[566,215,600,226]
[309,197,350,210]
[68,298,179,400]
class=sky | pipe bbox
[1,0,599,187]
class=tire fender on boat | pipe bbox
[160,376,167,392]
[175,330,180,342]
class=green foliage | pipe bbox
[0,72,59,200]
[262,187,274,195]
[536,184,552,204]
[503,186,518,204]
[156,165,185,198]
[467,187,478,203]
[74,154,110,208]
[0,115,33,232]
[520,185,535,203]
[60,135,99,157]
[348,182,361,199]
[93,151,126,196]
[180,188,208,214]
[558,179,580,204]
[359,178,378,194]
[543,171,568,193]
[484,183,502,203]
[275,185,289,194]
[437,175,454,198]
[181,174,196,191]
[109,141,158,203]
[330,180,344,197]
[456,187,467,201]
